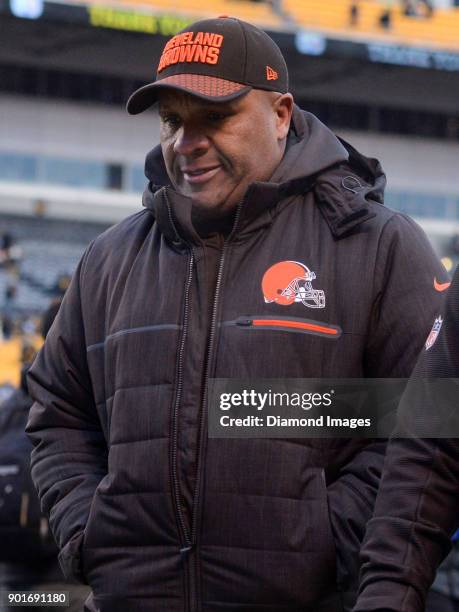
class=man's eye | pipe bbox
[208,112,227,123]
[161,115,181,129]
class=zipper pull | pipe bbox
[180,545,193,559]
[236,317,253,327]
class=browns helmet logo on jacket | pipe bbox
[262,261,325,309]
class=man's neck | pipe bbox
[191,206,236,239]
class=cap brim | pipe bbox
[126,74,251,115]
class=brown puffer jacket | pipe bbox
[26,108,446,612]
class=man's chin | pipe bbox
[184,190,239,217]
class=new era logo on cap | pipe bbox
[266,66,278,81]
[126,16,289,115]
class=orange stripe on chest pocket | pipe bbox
[227,316,342,339]
[252,318,339,335]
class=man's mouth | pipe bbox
[182,165,221,185]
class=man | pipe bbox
[355,265,459,612]
[26,16,448,612]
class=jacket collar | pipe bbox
[142,106,385,243]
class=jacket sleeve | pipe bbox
[354,265,459,612]
[26,245,107,583]
[327,213,447,608]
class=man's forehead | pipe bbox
[157,90,244,113]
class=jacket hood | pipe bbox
[142,106,386,240]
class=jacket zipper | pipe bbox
[170,251,194,552]
[188,197,246,611]
[164,189,194,611]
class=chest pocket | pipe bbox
[213,313,352,380]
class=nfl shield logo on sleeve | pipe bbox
[425,316,443,351]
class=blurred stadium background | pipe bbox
[0,0,458,387]
[1,1,459,607]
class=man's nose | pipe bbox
[173,123,210,156]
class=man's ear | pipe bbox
[274,93,294,140]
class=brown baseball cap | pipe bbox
[126,16,289,114]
